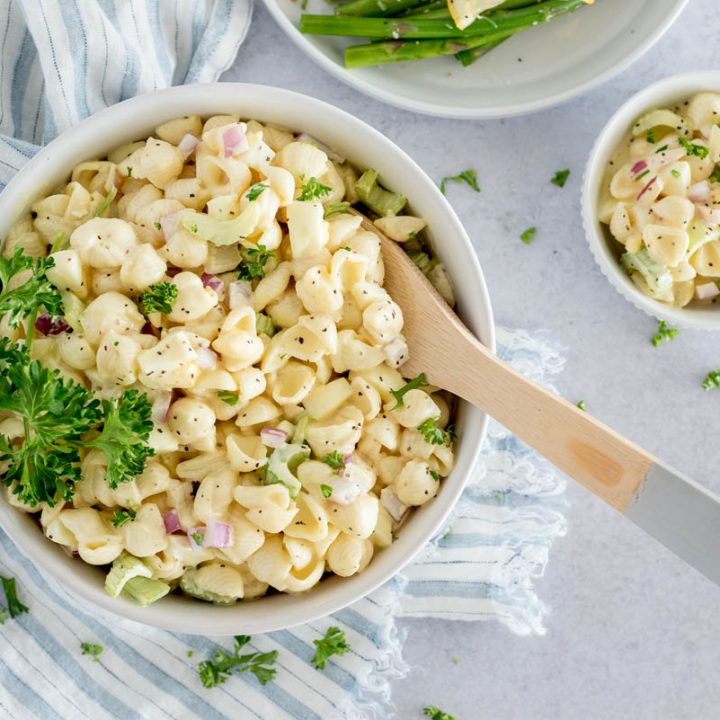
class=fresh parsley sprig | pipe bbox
[80,642,104,661]
[651,320,679,347]
[198,635,278,688]
[440,169,480,195]
[86,390,155,489]
[0,576,28,621]
[298,176,332,202]
[418,417,453,446]
[0,248,64,329]
[111,507,137,528]
[551,168,570,187]
[703,370,720,391]
[140,282,177,314]
[246,184,269,202]
[238,244,274,281]
[390,373,429,409]
[216,390,239,406]
[322,451,346,474]
[520,227,536,245]
[679,137,709,159]
[312,626,349,670]
[423,705,457,720]
[0,339,154,506]
[320,483,333,498]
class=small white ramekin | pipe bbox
[0,83,495,635]
[582,70,720,330]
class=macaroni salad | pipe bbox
[0,115,457,606]
[600,92,720,307]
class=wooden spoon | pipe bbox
[364,213,720,586]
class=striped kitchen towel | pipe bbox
[0,3,568,718]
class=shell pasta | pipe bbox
[599,92,720,307]
[0,115,457,606]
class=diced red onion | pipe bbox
[688,181,711,203]
[631,160,647,176]
[151,391,173,424]
[141,321,157,336]
[636,176,658,201]
[196,346,218,370]
[160,211,179,240]
[229,280,252,309]
[205,520,233,549]
[222,125,249,158]
[200,272,223,292]
[187,526,205,551]
[343,453,353,465]
[695,282,720,301]
[35,313,70,336]
[178,133,199,159]
[163,509,182,534]
[260,427,288,448]
[166,266,182,277]
[380,487,408,523]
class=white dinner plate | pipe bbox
[261,0,689,118]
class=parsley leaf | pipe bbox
[551,168,570,187]
[298,177,332,202]
[322,451,346,474]
[390,373,429,409]
[646,130,656,144]
[80,642,104,661]
[312,626,350,669]
[237,244,273,281]
[320,484,333,498]
[140,282,177,314]
[651,320,679,347]
[0,248,64,329]
[111,507,137,528]
[126,166,133,177]
[429,470,441,481]
[423,706,457,720]
[703,370,720,391]
[520,227,536,245]
[710,165,720,184]
[418,417,453,446]
[577,400,587,412]
[0,576,28,619]
[198,635,278,688]
[0,339,101,506]
[679,137,709,159]
[440,169,480,194]
[95,185,118,218]
[216,390,239,406]
[246,184,269,202]
[86,389,155,489]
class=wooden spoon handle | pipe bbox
[440,326,655,511]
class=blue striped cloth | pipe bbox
[0,4,568,717]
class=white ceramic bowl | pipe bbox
[583,71,720,330]
[0,83,495,634]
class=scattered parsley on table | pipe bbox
[423,706,457,720]
[551,168,570,187]
[312,626,350,669]
[81,642,104,662]
[198,635,278,688]
[651,320,679,347]
[440,169,480,195]
[520,227,536,245]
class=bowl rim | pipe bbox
[0,82,496,635]
[582,70,720,331]
[260,0,689,120]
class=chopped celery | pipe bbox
[256,312,277,338]
[178,203,260,247]
[105,551,152,597]
[291,413,311,444]
[687,220,718,257]
[355,169,407,217]
[324,202,351,218]
[60,291,85,334]
[407,250,435,276]
[123,576,170,606]
[620,249,673,296]
[262,443,311,498]
[180,569,237,605]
